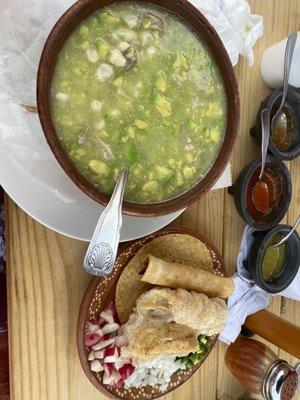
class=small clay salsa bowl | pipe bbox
[231,156,292,231]
[77,228,228,400]
[245,225,300,293]
[37,0,239,217]
[250,85,300,161]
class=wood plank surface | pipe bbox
[5,1,300,400]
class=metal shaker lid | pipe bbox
[263,360,298,400]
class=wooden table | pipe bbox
[5,1,300,399]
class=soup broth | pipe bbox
[51,2,226,203]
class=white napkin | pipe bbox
[220,225,300,344]
[190,0,263,66]
[0,0,246,204]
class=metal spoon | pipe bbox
[83,170,128,276]
[271,32,297,134]
[251,108,271,213]
[273,213,300,248]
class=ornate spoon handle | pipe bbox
[83,170,128,276]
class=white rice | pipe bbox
[124,356,185,392]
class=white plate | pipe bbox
[0,151,183,242]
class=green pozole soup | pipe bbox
[51,2,227,203]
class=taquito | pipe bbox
[140,254,234,298]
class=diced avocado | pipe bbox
[131,163,142,176]
[153,89,172,117]
[200,337,208,345]
[113,167,120,181]
[113,77,123,87]
[183,166,193,179]
[89,160,109,176]
[143,20,152,30]
[155,166,174,182]
[190,354,198,364]
[76,148,86,157]
[79,25,89,38]
[98,12,119,26]
[174,171,184,187]
[184,152,194,164]
[121,135,129,143]
[80,41,90,50]
[190,121,197,131]
[127,125,136,139]
[73,67,81,77]
[125,144,138,164]
[134,119,148,130]
[179,54,189,70]
[173,53,189,71]
[142,181,159,192]
[210,129,219,143]
[155,70,167,92]
[94,37,109,58]
[98,130,109,140]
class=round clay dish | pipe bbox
[77,228,228,399]
[37,0,239,217]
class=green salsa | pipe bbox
[51,2,226,203]
[261,233,287,281]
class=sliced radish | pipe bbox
[85,332,102,347]
[107,301,117,316]
[103,362,114,377]
[104,355,118,363]
[103,370,120,386]
[87,321,100,333]
[119,364,135,381]
[115,377,124,388]
[102,372,112,385]
[90,359,104,372]
[92,337,115,351]
[100,310,114,324]
[104,346,119,363]
[102,323,120,335]
[98,318,106,328]
[88,350,96,361]
[94,328,104,338]
[114,358,126,371]
[111,370,121,385]
[109,331,118,339]
[94,350,105,359]
[104,346,118,357]
[115,336,127,348]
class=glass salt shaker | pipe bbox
[225,336,298,400]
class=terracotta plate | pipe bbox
[77,228,228,399]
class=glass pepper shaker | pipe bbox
[225,336,298,400]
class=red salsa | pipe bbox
[246,169,278,220]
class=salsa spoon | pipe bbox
[271,32,297,134]
[273,213,300,248]
[251,108,271,213]
[83,170,128,276]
